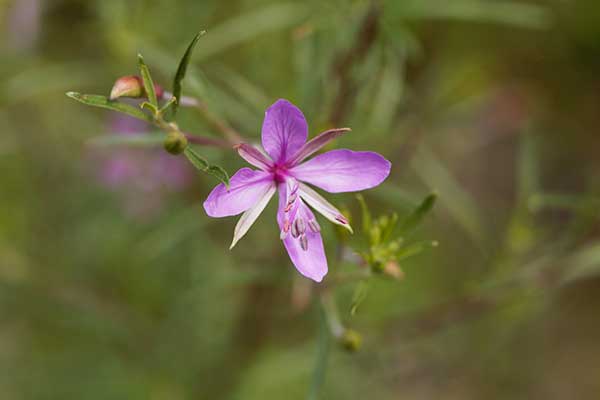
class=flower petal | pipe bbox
[261,99,308,163]
[277,184,328,282]
[286,127,351,166]
[230,184,276,249]
[234,143,273,171]
[298,183,353,233]
[291,149,391,193]
[203,168,273,217]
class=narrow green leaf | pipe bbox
[350,280,370,317]
[137,54,157,107]
[184,147,209,170]
[171,31,205,118]
[398,193,437,234]
[207,165,230,188]
[66,92,153,123]
[183,147,230,187]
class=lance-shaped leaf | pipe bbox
[66,92,153,123]
[171,31,205,118]
[137,54,158,107]
[184,147,230,187]
[398,193,437,234]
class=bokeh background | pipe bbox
[2,0,600,399]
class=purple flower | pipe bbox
[203,99,391,282]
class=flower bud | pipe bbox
[163,131,188,155]
[110,75,164,100]
[340,329,362,352]
[110,75,143,100]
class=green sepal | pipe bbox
[170,31,205,119]
[183,147,230,187]
[66,92,153,123]
[137,54,158,107]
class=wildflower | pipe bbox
[203,99,391,282]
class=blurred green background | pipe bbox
[2,0,600,399]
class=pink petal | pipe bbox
[203,168,274,217]
[261,99,308,164]
[277,184,328,282]
[290,149,391,193]
[286,127,351,166]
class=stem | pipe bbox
[306,300,331,400]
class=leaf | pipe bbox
[398,193,437,234]
[183,147,230,187]
[350,280,370,317]
[171,31,205,118]
[65,92,153,123]
[184,146,209,170]
[137,54,157,107]
[207,165,230,188]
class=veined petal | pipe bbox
[286,127,351,166]
[234,143,273,171]
[261,99,308,163]
[291,149,391,193]
[203,168,273,217]
[277,185,328,282]
[298,183,353,233]
[230,184,276,249]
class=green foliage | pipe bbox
[171,31,205,118]
[184,147,230,187]
[65,92,153,122]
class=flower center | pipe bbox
[271,164,289,183]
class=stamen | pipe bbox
[293,217,306,235]
[283,219,291,232]
[291,220,300,238]
[284,203,293,213]
[280,230,288,240]
[308,219,321,233]
[299,234,308,251]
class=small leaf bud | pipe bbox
[163,131,188,155]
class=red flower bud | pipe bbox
[109,75,164,101]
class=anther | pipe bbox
[293,217,306,235]
[283,219,291,232]
[299,234,308,251]
[307,219,321,233]
[291,220,300,238]
[280,230,288,240]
